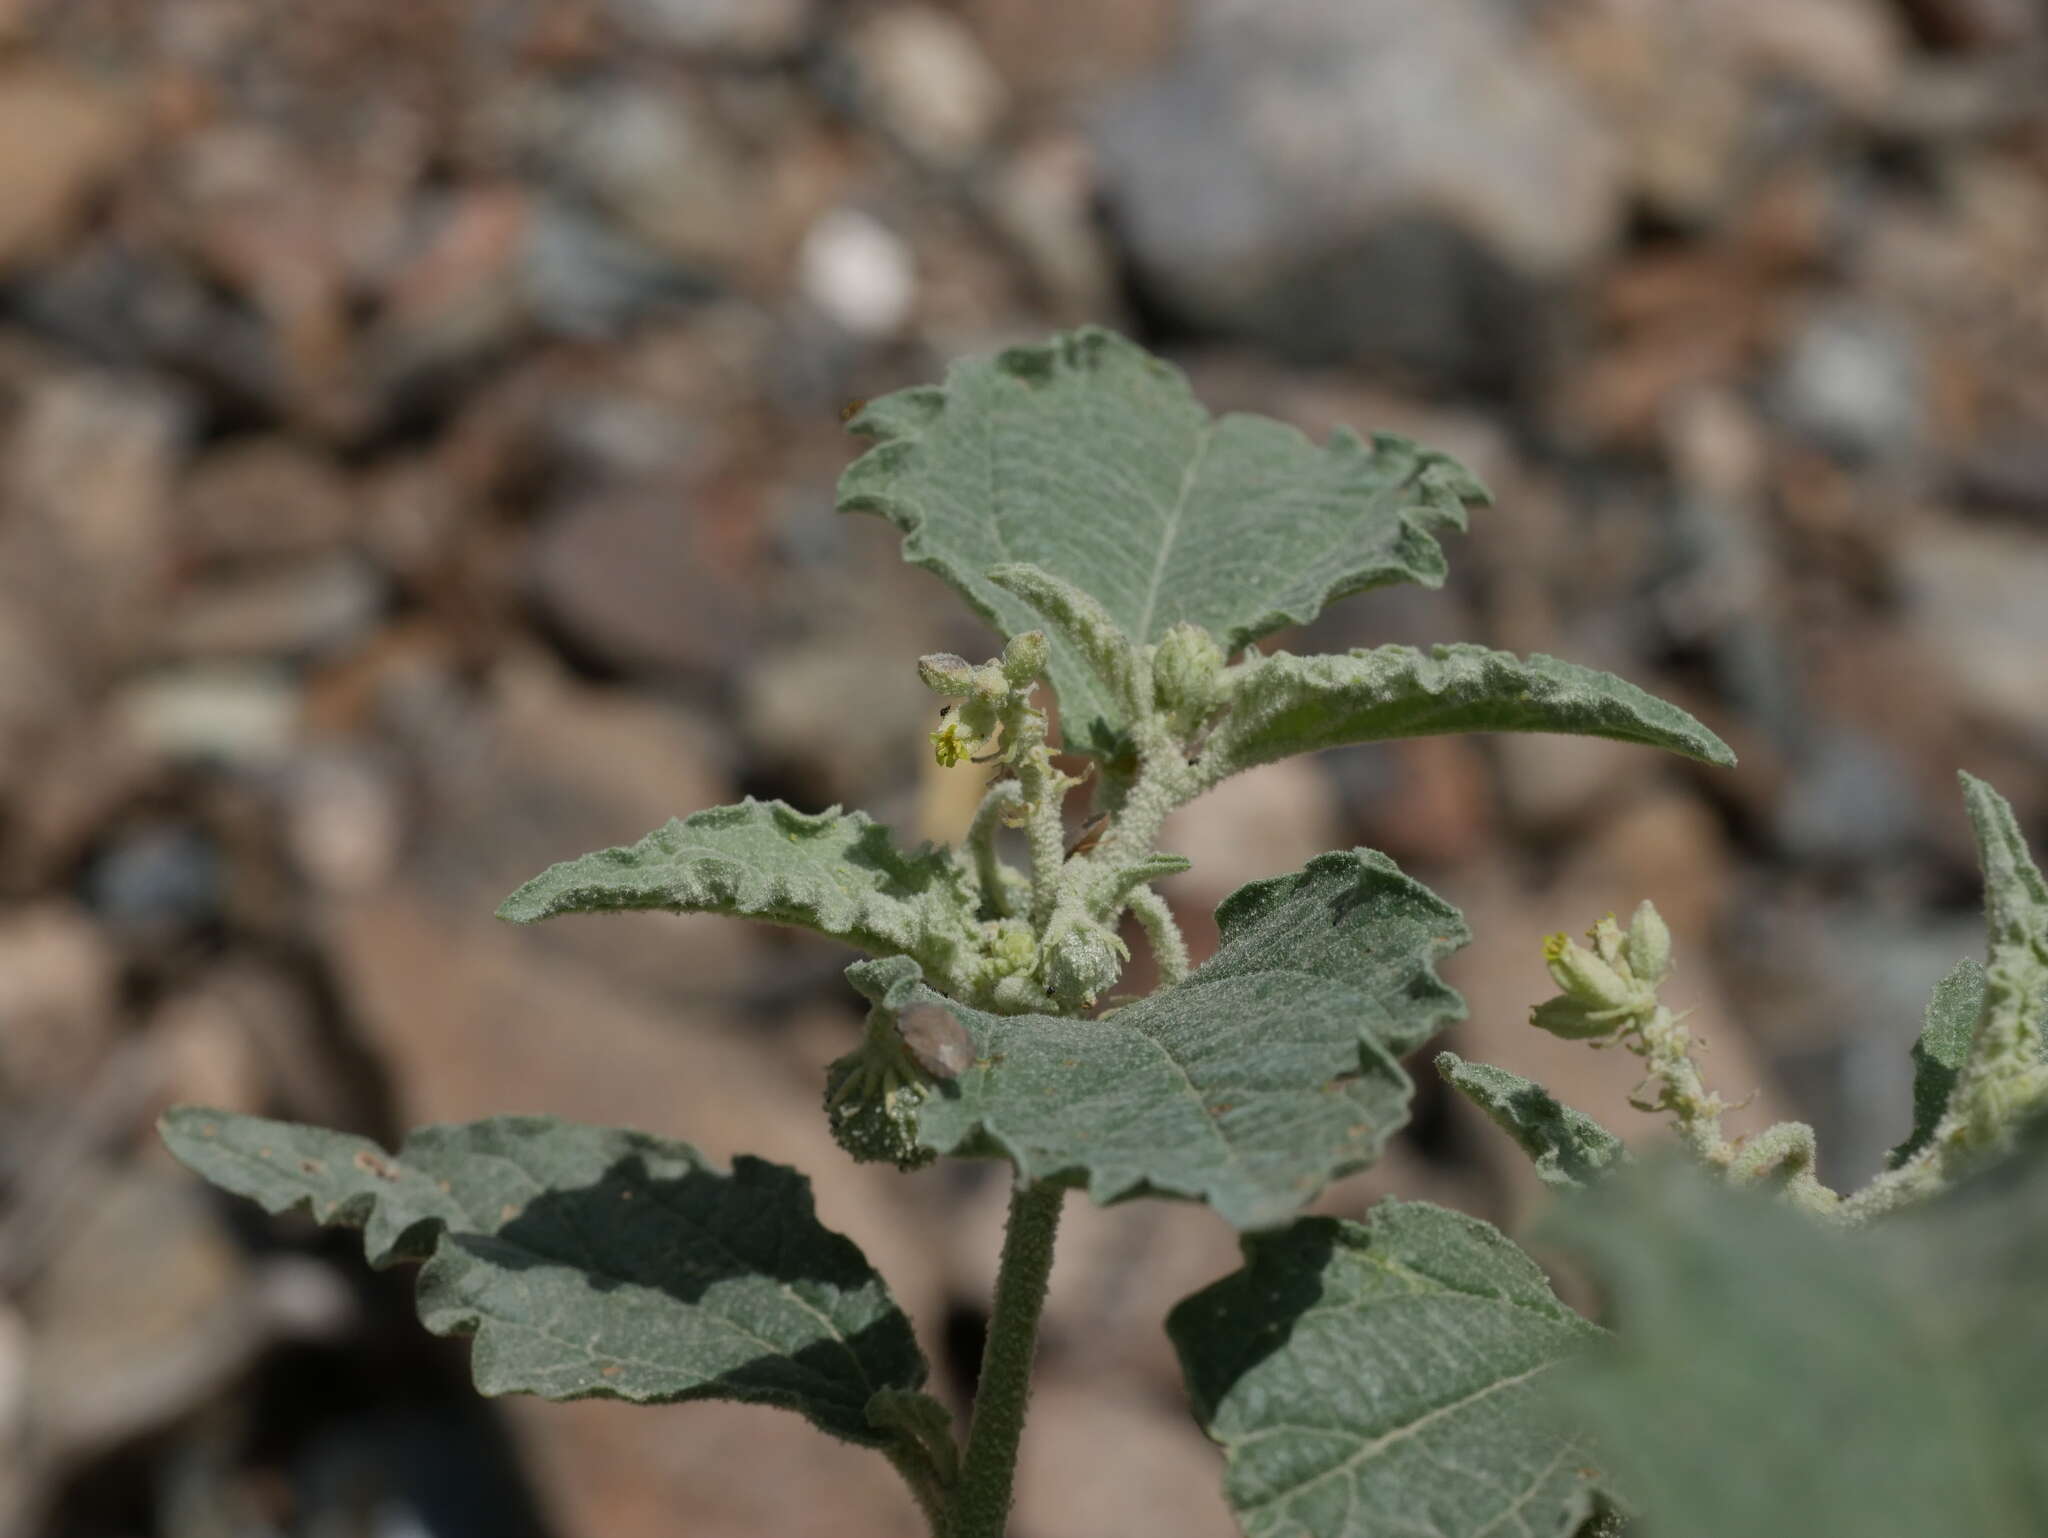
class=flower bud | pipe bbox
[1543,931,1638,1014]
[1000,630,1050,687]
[1587,914,1629,973]
[1529,994,1621,1040]
[918,652,978,696]
[1151,622,1225,732]
[1624,900,1673,987]
[1041,916,1127,1009]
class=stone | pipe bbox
[160,553,387,661]
[798,208,916,339]
[1897,521,2048,746]
[24,1170,262,1460]
[1012,1377,1239,1538]
[509,1399,922,1538]
[176,438,356,563]
[283,751,405,896]
[1160,757,1345,962]
[112,665,301,769]
[604,0,816,58]
[1094,0,1620,374]
[964,0,1181,100]
[0,906,117,1102]
[1774,303,1925,463]
[850,6,1009,168]
[0,67,138,273]
[528,489,770,677]
[1,369,186,658]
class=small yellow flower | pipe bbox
[930,717,976,768]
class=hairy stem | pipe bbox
[967,779,1026,919]
[947,1180,1064,1538]
[1129,886,1190,987]
[1631,1006,1735,1167]
[1090,715,1194,871]
[889,1445,950,1533]
[1005,706,1069,927]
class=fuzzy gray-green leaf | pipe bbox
[858,849,1469,1230]
[1888,958,1986,1169]
[838,327,1486,753]
[496,798,980,974]
[1170,1202,1608,1538]
[1205,644,1734,778]
[1553,1123,2048,1538]
[159,1110,926,1445]
[1437,1051,1627,1190]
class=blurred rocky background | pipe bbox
[0,0,2043,1534]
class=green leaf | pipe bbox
[1169,1201,1608,1538]
[859,849,1469,1230]
[1553,1124,2048,1538]
[1205,644,1734,779]
[1888,958,1986,1169]
[1436,1051,1628,1190]
[1961,772,2048,1061]
[159,1110,927,1445]
[838,327,1486,753]
[987,562,1145,721]
[495,798,980,978]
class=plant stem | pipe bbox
[1129,886,1190,986]
[967,778,1026,918]
[946,1180,1064,1538]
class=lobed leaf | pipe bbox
[1170,1201,1608,1538]
[1204,644,1734,779]
[1436,1051,1627,1191]
[861,848,1469,1230]
[1553,1123,2048,1538]
[160,1110,927,1445]
[495,798,980,974]
[838,327,1486,753]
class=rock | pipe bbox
[1896,0,2038,48]
[797,208,917,339]
[509,1399,922,1538]
[1160,757,1344,961]
[1774,303,1925,463]
[1,369,187,658]
[1897,521,2048,746]
[989,132,1118,320]
[524,83,760,276]
[740,639,932,807]
[1494,732,1651,839]
[850,6,1009,168]
[0,67,138,274]
[604,0,816,58]
[23,1170,262,1460]
[1774,726,1927,868]
[528,488,770,677]
[1012,1377,1238,1538]
[283,751,405,896]
[176,439,356,564]
[112,665,301,768]
[160,553,387,662]
[963,0,1181,100]
[80,823,225,938]
[949,1183,1243,1395]
[0,906,117,1102]
[1094,0,1620,376]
